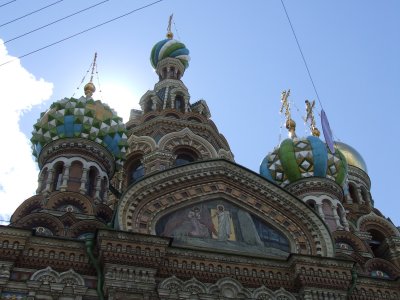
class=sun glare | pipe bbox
[97,82,141,122]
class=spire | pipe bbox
[280,89,296,138]
[304,99,320,137]
[166,14,174,39]
[84,52,97,98]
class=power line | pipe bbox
[0,0,164,67]
[0,0,63,28]
[0,0,16,9]
[280,0,323,109]
[5,0,110,44]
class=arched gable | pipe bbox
[158,128,218,159]
[117,160,334,258]
[357,212,400,237]
[127,135,157,155]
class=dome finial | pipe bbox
[280,89,297,138]
[304,99,320,137]
[84,52,97,98]
[166,14,174,39]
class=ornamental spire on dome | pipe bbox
[304,99,320,137]
[166,14,174,39]
[280,89,296,138]
[84,52,97,98]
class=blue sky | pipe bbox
[0,0,399,226]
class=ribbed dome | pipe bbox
[31,96,127,166]
[334,141,367,173]
[260,136,348,187]
[150,38,190,69]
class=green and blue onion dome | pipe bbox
[260,136,348,187]
[150,36,190,69]
[31,84,128,167]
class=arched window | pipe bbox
[87,167,98,197]
[68,161,83,192]
[129,160,144,184]
[349,183,360,203]
[174,95,185,112]
[368,229,386,258]
[144,100,153,113]
[174,148,198,166]
[52,162,64,191]
[322,200,337,231]
[306,199,317,212]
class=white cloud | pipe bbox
[0,40,53,225]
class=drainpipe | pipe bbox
[85,238,104,300]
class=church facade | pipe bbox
[0,26,399,300]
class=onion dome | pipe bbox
[150,38,190,69]
[31,96,127,166]
[334,141,367,173]
[260,136,348,187]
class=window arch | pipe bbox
[87,166,98,197]
[322,199,337,231]
[174,148,198,166]
[368,229,386,258]
[52,162,64,191]
[144,99,153,113]
[128,159,145,185]
[68,161,83,192]
[349,183,360,203]
[174,95,185,112]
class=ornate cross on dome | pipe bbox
[84,52,98,98]
[304,99,320,137]
[280,89,296,138]
[166,14,174,39]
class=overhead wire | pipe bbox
[0,0,64,28]
[0,0,16,9]
[0,0,164,67]
[280,0,323,110]
[5,0,110,44]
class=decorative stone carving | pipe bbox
[158,276,296,299]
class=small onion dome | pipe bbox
[260,136,348,187]
[334,141,367,173]
[150,38,190,69]
[31,96,127,167]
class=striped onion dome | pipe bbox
[150,38,190,69]
[260,136,348,187]
[31,96,127,167]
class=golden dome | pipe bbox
[335,141,367,173]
